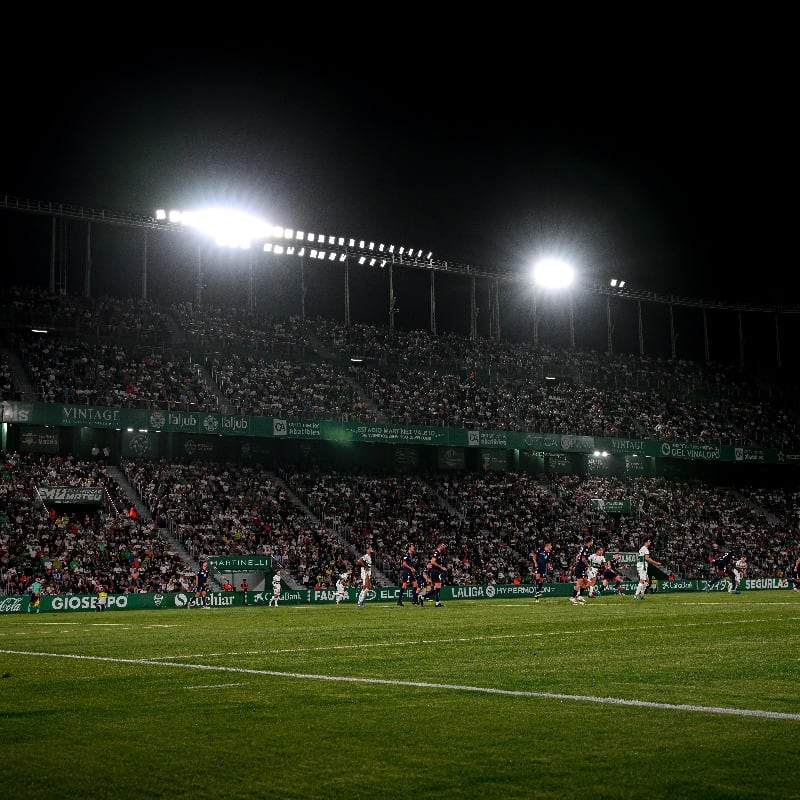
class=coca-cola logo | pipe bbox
[0,597,24,613]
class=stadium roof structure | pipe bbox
[4,194,795,314]
[3,194,799,368]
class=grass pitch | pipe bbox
[1,591,798,800]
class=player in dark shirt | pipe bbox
[533,543,553,602]
[601,552,626,594]
[570,536,593,605]
[397,544,421,606]
[704,550,736,592]
[422,542,447,607]
[191,560,210,608]
[792,557,800,593]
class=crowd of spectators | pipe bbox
[170,302,312,353]
[280,467,798,586]
[1,451,797,597]
[0,452,194,597]
[0,352,20,401]
[206,352,376,421]
[121,458,355,589]
[4,288,800,448]
[15,331,217,410]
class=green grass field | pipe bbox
[1,591,798,800]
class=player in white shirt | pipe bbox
[268,569,282,606]
[731,554,747,593]
[356,545,374,607]
[335,567,352,604]
[587,546,606,597]
[634,537,661,600]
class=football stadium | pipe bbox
[1,194,799,800]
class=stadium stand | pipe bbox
[1,287,798,597]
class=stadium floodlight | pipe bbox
[157,207,274,249]
[610,278,626,288]
[359,256,366,264]
[310,249,318,259]
[533,258,574,289]
[369,258,376,266]
[155,206,436,271]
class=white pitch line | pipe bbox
[2,648,798,721]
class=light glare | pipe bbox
[534,258,574,289]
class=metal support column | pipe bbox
[141,229,148,301]
[669,304,677,361]
[84,222,92,298]
[470,277,478,341]
[344,257,351,326]
[430,271,436,335]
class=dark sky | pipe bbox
[1,37,795,362]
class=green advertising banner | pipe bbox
[208,555,272,570]
[1,577,792,614]
[2,400,798,464]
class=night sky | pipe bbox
[1,38,795,364]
